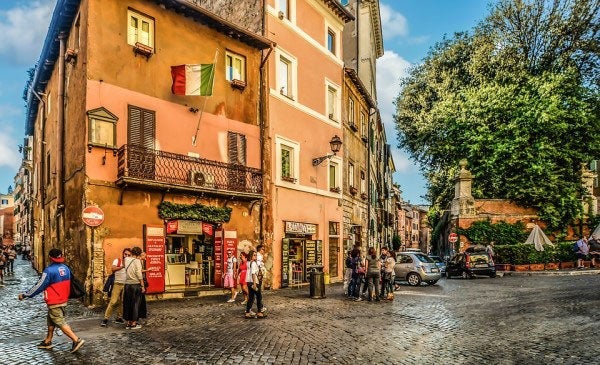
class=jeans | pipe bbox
[246,280,263,313]
[343,268,352,294]
[366,271,380,300]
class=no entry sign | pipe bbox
[449,232,458,243]
[82,206,104,227]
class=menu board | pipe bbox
[214,230,223,287]
[305,240,323,267]
[281,239,290,288]
[144,225,165,294]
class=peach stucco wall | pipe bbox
[85,80,261,182]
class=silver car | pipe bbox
[394,252,442,286]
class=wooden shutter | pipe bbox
[227,132,246,165]
[128,105,142,146]
[128,105,155,149]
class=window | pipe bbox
[348,98,355,127]
[360,171,366,193]
[225,52,246,82]
[327,28,336,55]
[360,112,367,137]
[276,136,299,184]
[348,163,354,187]
[87,107,118,148]
[327,86,337,120]
[227,132,247,165]
[128,105,155,149]
[329,160,340,192]
[279,0,290,19]
[279,55,292,98]
[281,145,294,180]
[127,10,154,48]
[1,199,7,205]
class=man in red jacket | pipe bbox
[18,248,85,353]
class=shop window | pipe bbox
[127,9,154,49]
[87,107,118,148]
[225,51,246,82]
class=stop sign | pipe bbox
[82,206,104,227]
[449,232,458,243]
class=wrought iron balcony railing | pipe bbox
[117,144,262,196]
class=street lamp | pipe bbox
[312,135,342,166]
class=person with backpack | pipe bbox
[244,250,265,318]
[574,236,589,269]
[223,248,238,303]
[0,248,5,286]
[6,245,17,274]
[588,235,600,268]
[122,246,145,329]
[100,248,131,327]
[17,248,85,353]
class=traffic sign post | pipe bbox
[82,206,105,227]
[448,232,458,243]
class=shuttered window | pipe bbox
[127,10,154,48]
[128,105,155,149]
[227,131,246,165]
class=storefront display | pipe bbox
[282,221,322,285]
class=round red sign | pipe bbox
[448,232,458,243]
[82,206,104,227]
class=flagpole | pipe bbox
[192,49,219,146]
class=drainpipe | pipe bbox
[31,89,47,268]
[367,108,377,248]
[57,33,66,220]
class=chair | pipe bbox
[186,261,201,286]
[291,269,303,289]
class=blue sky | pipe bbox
[0,0,495,204]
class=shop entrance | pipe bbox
[281,235,322,288]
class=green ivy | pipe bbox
[457,220,527,246]
[158,201,232,224]
[494,242,576,264]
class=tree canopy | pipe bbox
[394,0,600,231]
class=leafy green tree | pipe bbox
[395,0,600,231]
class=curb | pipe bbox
[499,269,600,277]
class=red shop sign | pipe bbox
[144,225,165,294]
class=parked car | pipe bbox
[429,255,447,277]
[394,252,441,286]
[446,251,496,279]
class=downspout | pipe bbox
[57,33,67,225]
[259,0,268,245]
[31,89,47,269]
[367,108,377,248]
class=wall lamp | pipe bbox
[312,135,342,166]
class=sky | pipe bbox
[0,0,495,204]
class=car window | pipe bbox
[469,254,490,264]
[414,254,435,263]
[429,256,443,263]
[399,255,413,264]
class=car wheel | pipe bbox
[489,272,496,278]
[406,273,422,286]
[426,280,438,285]
[461,270,471,279]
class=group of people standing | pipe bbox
[344,246,396,302]
[101,246,148,329]
[0,244,18,285]
[221,245,268,318]
[575,235,600,269]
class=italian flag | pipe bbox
[171,64,215,96]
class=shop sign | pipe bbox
[202,223,213,236]
[214,230,223,288]
[166,220,203,235]
[285,221,317,235]
[144,225,165,294]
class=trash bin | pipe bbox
[308,265,325,299]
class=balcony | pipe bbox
[117,144,262,199]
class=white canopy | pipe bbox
[592,223,600,238]
[525,224,553,251]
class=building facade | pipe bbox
[26,0,272,302]
[0,187,14,246]
[13,136,34,252]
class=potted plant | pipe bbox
[493,245,513,271]
[542,249,559,270]
[555,242,576,269]
[527,250,545,271]
[512,245,530,271]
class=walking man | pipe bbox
[101,248,131,326]
[18,248,85,353]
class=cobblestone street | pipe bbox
[2,257,600,364]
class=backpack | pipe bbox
[67,266,86,299]
[573,242,580,253]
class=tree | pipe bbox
[394,0,600,231]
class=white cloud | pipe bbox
[0,1,56,66]
[0,127,20,170]
[379,3,409,38]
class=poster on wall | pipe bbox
[144,225,165,294]
[223,230,237,284]
[305,240,323,267]
[281,239,290,288]
[214,230,223,287]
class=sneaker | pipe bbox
[245,311,256,318]
[100,319,108,327]
[125,325,131,330]
[114,317,125,324]
[37,341,53,349]
[70,338,85,353]
[256,312,265,318]
[241,300,247,305]
[130,324,142,330]
[227,298,235,303]
[354,297,363,302]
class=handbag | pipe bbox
[103,273,115,294]
[69,271,86,299]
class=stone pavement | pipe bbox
[2,257,600,364]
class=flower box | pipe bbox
[513,264,530,272]
[529,263,544,271]
[349,186,358,195]
[544,262,559,270]
[560,261,575,269]
[583,260,592,268]
[360,193,367,200]
[495,264,511,271]
[281,176,296,183]
[330,187,341,193]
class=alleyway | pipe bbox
[2,257,600,364]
